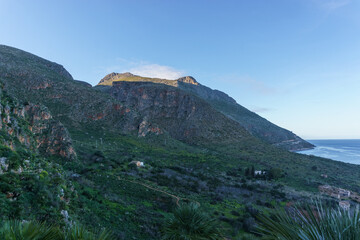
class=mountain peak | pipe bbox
[118,72,135,77]
[98,72,201,87]
[98,72,137,85]
[176,76,199,85]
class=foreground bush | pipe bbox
[257,201,360,240]
[0,220,112,240]
[162,203,223,240]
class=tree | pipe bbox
[251,166,255,178]
[268,168,283,180]
[162,203,223,240]
[245,168,250,177]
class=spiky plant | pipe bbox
[0,220,62,240]
[256,201,360,240]
[162,203,223,240]
[63,223,113,240]
[0,220,112,240]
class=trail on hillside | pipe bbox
[117,177,200,206]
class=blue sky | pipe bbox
[0,0,359,139]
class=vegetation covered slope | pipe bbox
[0,88,72,224]
[1,44,360,239]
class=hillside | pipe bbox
[0,45,260,149]
[1,44,360,239]
[96,81,255,145]
[97,72,313,151]
[0,88,73,223]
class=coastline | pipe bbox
[292,146,316,153]
[296,139,360,165]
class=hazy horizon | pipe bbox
[1,0,359,139]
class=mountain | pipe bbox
[0,45,276,150]
[0,44,312,151]
[96,80,256,145]
[96,72,314,151]
[1,44,360,240]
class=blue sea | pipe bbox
[299,139,360,165]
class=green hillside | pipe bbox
[0,44,359,239]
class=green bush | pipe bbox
[162,203,223,240]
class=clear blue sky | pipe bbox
[0,0,359,139]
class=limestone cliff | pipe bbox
[97,72,314,151]
[105,81,253,145]
[0,88,76,160]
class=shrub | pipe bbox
[256,201,360,240]
[0,220,113,240]
[162,203,223,240]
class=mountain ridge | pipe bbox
[96,72,313,151]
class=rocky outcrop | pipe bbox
[138,116,163,137]
[25,104,76,159]
[176,76,199,85]
[0,88,76,160]
[98,72,135,85]
[104,81,252,145]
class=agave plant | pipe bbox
[0,220,113,240]
[162,203,223,240]
[63,223,113,240]
[256,201,360,240]
[0,220,62,240]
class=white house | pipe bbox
[255,170,265,176]
[130,161,145,167]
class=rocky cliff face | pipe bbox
[0,88,76,160]
[107,81,252,145]
[176,76,199,85]
[97,72,314,151]
[24,104,76,159]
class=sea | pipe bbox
[299,139,360,165]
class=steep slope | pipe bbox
[97,81,254,145]
[97,72,313,151]
[0,45,260,148]
[0,88,74,223]
[0,45,137,132]
[0,43,310,151]
[0,86,76,160]
[176,81,314,151]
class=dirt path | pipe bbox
[117,177,200,206]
